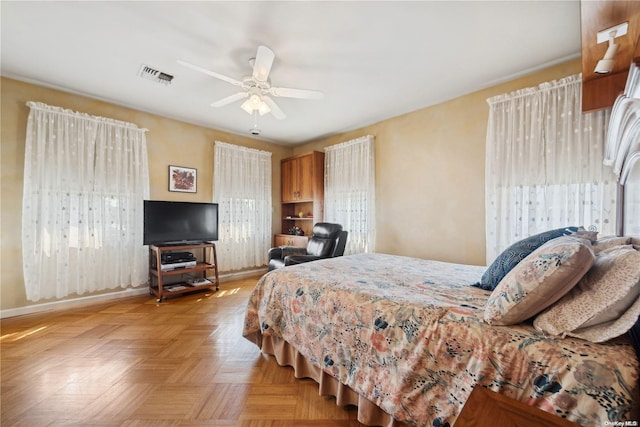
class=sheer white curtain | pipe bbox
[213,141,272,271]
[485,74,617,263]
[324,135,376,254]
[22,102,150,301]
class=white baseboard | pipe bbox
[0,268,267,319]
[0,287,150,319]
[218,268,267,282]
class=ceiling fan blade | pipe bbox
[252,45,275,82]
[210,92,248,107]
[262,96,286,120]
[177,59,242,86]
[270,86,324,99]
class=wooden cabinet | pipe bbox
[274,234,309,247]
[580,1,640,112]
[279,151,325,245]
[148,242,219,302]
[281,158,295,202]
[282,153,316,202]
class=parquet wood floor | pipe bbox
[1,277,365,427]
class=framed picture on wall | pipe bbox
[169,165,197,193]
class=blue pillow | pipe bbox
[473,226,582,291]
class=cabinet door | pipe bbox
[296,154,314,201]
[281,158,295,202]
[274,234,290,247]
[274,234,309,248]
[282,154,314,201]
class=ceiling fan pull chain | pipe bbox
[249,110,261,136]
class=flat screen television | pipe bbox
[143,200,218,245]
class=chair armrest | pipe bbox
[267,246,283,261]
[284,255,326,266]
[269,245,307,261]
[281,246,307,258]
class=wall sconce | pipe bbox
[594,22,628,75]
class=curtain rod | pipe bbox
[325,135,374,152]
[26,101,148,132]
[214,141,272,157]
[486,74,582,106]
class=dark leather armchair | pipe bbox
[268,223,348,271]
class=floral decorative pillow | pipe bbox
[484,236,595,326]
[534,245,640,341]
[473,226,596,291]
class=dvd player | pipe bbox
[161,251,196,264]
[160,260,197,272]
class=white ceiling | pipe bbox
[1,1,582,145]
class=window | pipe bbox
[324,135,376,254]
[485,75,616,262]
[213,141,272,271]
[22,102,149,301]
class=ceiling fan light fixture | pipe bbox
[240,94,271,115]
[240,98,254,115]
[258,101,271,116]
[249,94,262,108]
[178,45,318,121]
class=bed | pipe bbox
[243,66,640,427]
[243,250,639,427]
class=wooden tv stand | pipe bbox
[148,242,219,302]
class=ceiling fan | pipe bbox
[177,45,324,120]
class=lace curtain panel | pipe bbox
[22,102,150,301]
[324,135,376,254]
[214,141,272,271]
[485,74,617,263]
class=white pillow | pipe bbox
[592,235,631,254]
[534,244,640,341]
[569,297,640,343]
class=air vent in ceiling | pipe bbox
[138,64,174,86]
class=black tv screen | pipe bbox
[143,200,218,245]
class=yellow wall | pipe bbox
[296,59,582,265]
[1,58,581,312]
[0,77,291,311]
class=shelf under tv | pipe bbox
[148,242,219,302]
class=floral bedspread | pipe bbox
[243,253,639,427]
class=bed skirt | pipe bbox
[260,334,410,427]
